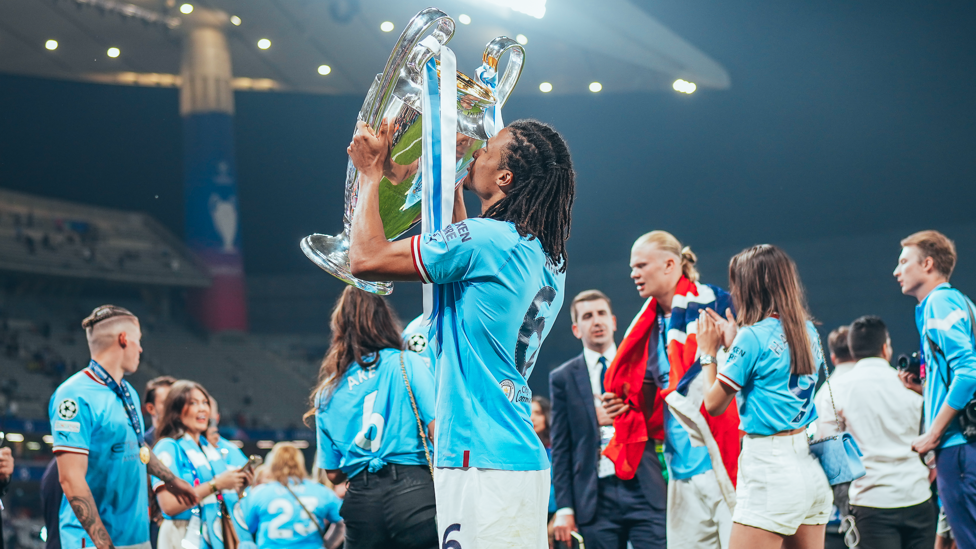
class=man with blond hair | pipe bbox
[50,305,195,549]
[895,230,976,547]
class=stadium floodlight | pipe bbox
[380,21,395,32]
[107,47,120,58]
[458,14,471,25]
[257,38,271,50]
[539,82,552,93]
[45,40,58,50]
[487,0,546,19]
[318,65,332,75]
[589,81,602,93]
[516,34,528,45]
[673,79,697,94]
[230,15,241,26]
[179,4,193,14]
[6,433,24,442]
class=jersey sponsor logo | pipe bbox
[54,420,80,432]
[499,379,516,401]
[407,332,428,353]
[515,286,558,376]
[57,398,79,420]
[513,385,531,404]
[440,221,472,243]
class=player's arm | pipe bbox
[346,119,422,282]
[700,311,743,416]
[57,452,116,549]
[146,450,197,508]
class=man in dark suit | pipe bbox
[550,290,667,549]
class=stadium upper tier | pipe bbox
[0,188,210,287]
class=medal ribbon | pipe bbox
[88,359,145,447]
[475,64,504,138]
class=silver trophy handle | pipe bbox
[482,37,525,108]
[364,8,455,127]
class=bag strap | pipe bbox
[813,329,844,432]
[400,351,434,476]
[283,480,328,542]
[924,290,976,391]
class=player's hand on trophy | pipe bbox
[347,118,393,183]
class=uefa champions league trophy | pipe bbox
[300,7,525,294]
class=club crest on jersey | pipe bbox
[500,379,516,401]
[407,333,428,353]
[57,398,79,420]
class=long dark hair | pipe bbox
[304,287,404,420]
[532,395,551,447]
[481,119,575,272]
[157,380,212,441]
[728,245,815,376]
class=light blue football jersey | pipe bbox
[657,316,712,480]
[410,218,566,470]
[315,348,435,477]
[718,318,824,435]
[217,436,249,469]
[402,314,435,370]
[917,283,976,449]
[152,435,250,548]
[239,479,342,549]
[50,369,150,548]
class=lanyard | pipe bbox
[88,360,145,447]
[175,436,225,504]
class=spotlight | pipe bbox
[380,21,395,32]
[6,433,24,443]
[673,79,697,94]
[516,34,528,45]
[107,47,120,58]
[257,38,271,50]
[539,82,552,93]
[458,14,471,25]
[589,82,602,93]
[45,40,58,51]
[230,15,241,26]
[179,3,193,14]
[318,64,332,75]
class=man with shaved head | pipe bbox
[50,305,196,549]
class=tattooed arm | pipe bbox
[57,452,115,549]
[146,448,198,507]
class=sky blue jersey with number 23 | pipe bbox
[410,218,566,470]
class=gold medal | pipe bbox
[140,446,151,465]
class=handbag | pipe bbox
[218,499,240,549]
[399,351,434,475]
[808,332,866,486]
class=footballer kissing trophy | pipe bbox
[300,7,525,294]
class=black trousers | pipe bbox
[341,464,437,549]
[578,475,666,549]
[851,499,936,549]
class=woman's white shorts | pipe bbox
[733,431,833,536]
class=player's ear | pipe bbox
[496,170,514,194]
[118,331,128,349]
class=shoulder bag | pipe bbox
[282,481,344,549]
[399,351,434,475]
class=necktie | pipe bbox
[598,356,608,393]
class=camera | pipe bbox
[896,351,922,379]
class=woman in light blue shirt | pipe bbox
[699,244,832,549]
[306,286,436,549]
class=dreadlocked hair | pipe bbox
[481,119,576,272]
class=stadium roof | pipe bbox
[0,0,730,96]
[0,187,211,287]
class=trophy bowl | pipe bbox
[302,8,525,294]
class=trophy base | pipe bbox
[301,233,393,295]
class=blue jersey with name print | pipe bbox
[409,217,566,470]
[657,316,712,480]
[49,369,150,548]
[717,318,824,435]
[917,284,976,449]
[152,435,249,548]
[240,479,342,549]
[315,348,435,477]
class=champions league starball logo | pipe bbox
[57,398,79,420]
[407,333,428,353]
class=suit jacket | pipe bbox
[550,353,666,525]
